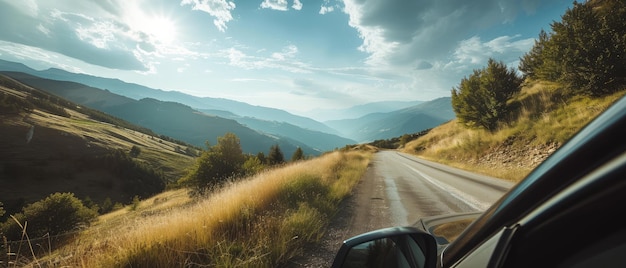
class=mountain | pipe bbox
[0,59,341,136]
[325,97,455,142]
[0,59,452,148]
[1,71,320,157]
[306,100,425,121]
[200,109,357,151]
[0,73,195,211]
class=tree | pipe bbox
[559,0,626,95]
[519,1,626,96]
[268,144,285,165]
[256,152,266,164]
[519,29,550,79]
[291,147,304,162]
[214,133,245,171]
[101,197,114,214]
[179,133,245,188]
[242,155,265,175]
[451,58,522,131]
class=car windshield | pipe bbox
[1,1,625,267]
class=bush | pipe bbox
[1,193,98,240]
[179,133,245,189]
[451,58,522,131]
[129,145,142,157]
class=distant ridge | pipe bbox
[1,71,321,157]
[325,97,455,142]
[0,59,341,136]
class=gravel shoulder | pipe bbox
[286,156,393,267]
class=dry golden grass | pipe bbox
[34,150,371,267]
[403,82,626,182]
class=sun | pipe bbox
[144,15,177,44]
[125,4,178,45]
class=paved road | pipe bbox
[288,150,514,267]
[376,150,514,226]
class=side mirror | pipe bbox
[331,226,438,268]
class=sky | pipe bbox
[0,0,573,118]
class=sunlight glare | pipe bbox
[147,15,177,44]
[125,3,178,45]
[142,15,177,44]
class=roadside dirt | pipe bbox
[286,159,394,267]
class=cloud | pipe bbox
[222,45,311,73]
[342,0,541,68]
[180,0,236,32]
[0,3,149,70]
[260,0,303,11]
[450,35,534,68]
[292,0,302,11]
[260,0,288,11]
[2,0,39,17]
[319,5,334,15]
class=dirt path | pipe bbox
[286,155,393,267]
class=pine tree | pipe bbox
[291,147,304,162]
[268,144,285,165]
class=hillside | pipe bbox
[0,74,195,215]
[402,81,626,181]
[0,71,321,157]
[0,59,342,136]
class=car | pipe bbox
[331,94,626,268]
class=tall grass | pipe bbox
[37,150,371,267]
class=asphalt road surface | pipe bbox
[287,150,515,267]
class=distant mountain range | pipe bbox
[325,97,455,142]
[306,100,425,122]
[0,59,456,146]
[1,71,321,157]
[0,60,339,134]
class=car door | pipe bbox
[449,149,626,267]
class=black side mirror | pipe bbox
[331,226,438,268]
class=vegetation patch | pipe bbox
[404,85,626,181]
[23,150,370,267]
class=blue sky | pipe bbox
[0,0,572,118]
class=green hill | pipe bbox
[0,74,195,217]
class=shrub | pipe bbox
[179,133,245,189]
[451,58,522,131]
[129,145,141,157]
[1,193,97,240]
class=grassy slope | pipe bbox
[25,149,373,267]
[0,78,195,207]
[402,81,626,182]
